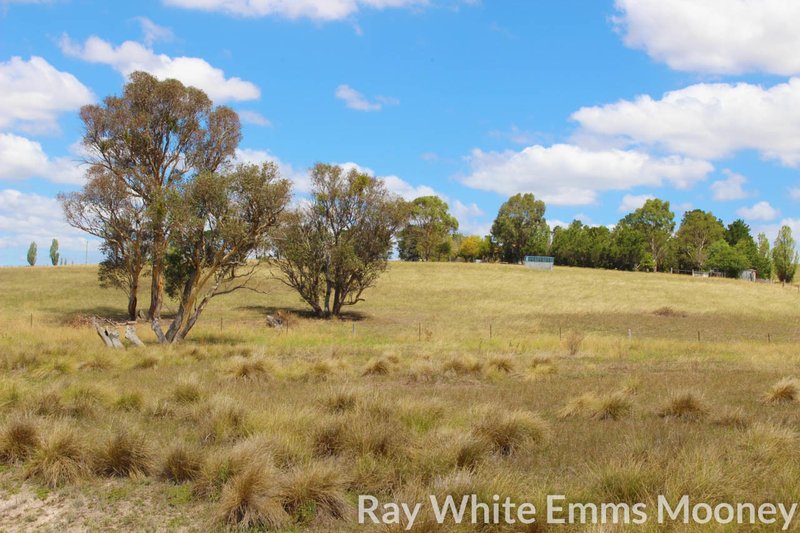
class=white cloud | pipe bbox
[380,175,436,200]
[234,148,310,193]
[0,133,84,184]
[754,218,800,243]
[0,189,99,253]
[420,152,439,161]
[162,0,427,21]
[461,143,713,206]
[489,125,540,145]
[710,170,749,201]
[335,84,397,112]
[613,0,800,75]
[0,56,93,133]
[618,193,654,212]
[573,78,800,166]
[789,187,800,201]
[238,110,272,127]
[134,17,174,46]
[737,201,780,221]
[60,35,259,103]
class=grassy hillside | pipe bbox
[2,263,800,531]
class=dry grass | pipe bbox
[25,425,90,487]
[657,392,709,420]
[763,377,800,404]
[93,429,153,477]
[0,417,40,463]
[564,331,585,355]
[3,263,800,530]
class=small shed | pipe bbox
[740,269,757,282]
[524,255,554,271]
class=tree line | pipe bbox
[402,192,798,283]
[59,72,798,344]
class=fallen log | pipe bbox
[93,318,124,349]
[125,323,145,347]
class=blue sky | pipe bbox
[1,0,799,265]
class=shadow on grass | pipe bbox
[236,305,369,322]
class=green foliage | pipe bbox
[754,232,773,280]
[273,164,409,317]
[618,199,674,272]
[675,210,725,270]
[49,239,59,266]
[551,221,612,268]
[490,193,549,264]
[397,196,458,261]
[609,221,646,271]
[26,242,37,267]
[724,219,753,246]
[458,235,487,262]
[704,240,749,277]
[772,225,798,283]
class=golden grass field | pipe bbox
[2,262,800,531]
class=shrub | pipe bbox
[25,425,89,487]
[471,409,549,455]
[657,392,708,420]
[764,378,800,405]
[160,443,203,483]
[94,429,153,477]
[215,465,289,530]
[0,417,39,463]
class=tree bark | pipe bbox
[148,230,166,320]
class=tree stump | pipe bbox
[266,315,285,329]
[93,318,124,349]
[124,323,145,347]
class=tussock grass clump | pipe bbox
[305,359,335,381]
[114,392,143,412]
[558,390,634,420]
[453,433,491,470]
[94,429,153,477]
[442,355,483,376]
[362,357,391,376]
[172,379,202,404]
[313,419,347,458]
[657,392,709,420]
[0,417,39,463]
[321,388,359,414]
[78,355,113,371]
[144,400,175,419]
[488,355,515,373]
[199,397,250,444]
[471,408,549,456]
[29,390,66,417]
[280,462,350,522]
[763,377,800,404]
[406,359,440,383]
[712,407,750,429]
[215,465,289,531]
[228,356,271,381]
[653,306,687,318]
[25,425,89,487]
[196,436,274,498]
[313,416,407,459]
[591,460,662,504]
[740,423,798,461]
[132,356,159,370]
[160,443,203,483]
[524,357,556,381]
[564,331,585,356]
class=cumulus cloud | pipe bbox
[618,193,654,212]
[237,110,272,127]
[60,35,260,103]
[234,148,311,193]
[613,0,800,75]
[0,56,93,133]
[0,133,84,184]
[134,17,174,46]
[789,187,800,201]
[162,0,427,21]
[335,84,397,112]
[0,189,99,253]
[572,78,800,167]
[737,201,780,222]
[461,143,713,206]
[710,170,749,201]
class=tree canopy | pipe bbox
[490,193,549,264]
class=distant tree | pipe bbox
[705,240,749,277]
[609,222,646,271]
[490,193,549,264]
[724,219,753,247]
[458,235,485,262]
[398,196,458,261]
[49,239,60,266]
[273,164,408,318]
[79,71,241,320]
[155,163,290,343]
[26,242,37,266]
[772,225,798,283]
[675,209,725,270]
[60,166,151,320]
[754,232,773,280]
[550,221,612,268]
[618,199,675,272]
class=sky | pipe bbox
[1,0,800,265]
